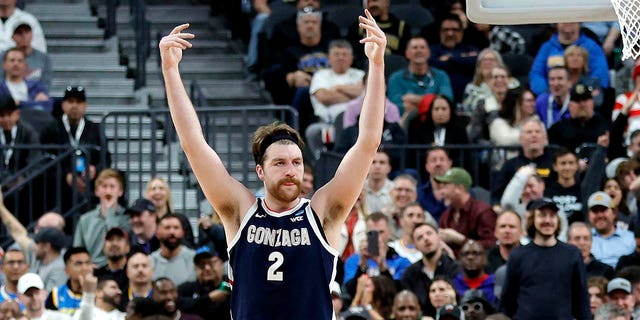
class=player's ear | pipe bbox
[256,164,265,181]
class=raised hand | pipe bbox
[358,9,386,66]
[159,23,195,69]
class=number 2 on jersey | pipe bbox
[267,251,284,281]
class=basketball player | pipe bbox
[159,10,387,319]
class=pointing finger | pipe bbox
[170,23,190,35]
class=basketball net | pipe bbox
[611,0,640,60]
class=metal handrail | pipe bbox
[104,0,118,39]
[131,0,150,89]
[189,80,209,108]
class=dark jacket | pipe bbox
[400,253,460,317]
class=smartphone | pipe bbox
[367,230,379,257]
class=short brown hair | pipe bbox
[251,122,304,165]
[95,168,124,190]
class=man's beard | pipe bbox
[268,178,301,203]
[107,253,125,262]
[160,238,181,250]
[103,294,120,308]
[424,248,438,260]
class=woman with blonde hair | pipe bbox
[564,45,604,107]
[144,176,195,247]
[462,48,504,114]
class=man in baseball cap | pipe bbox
[94,227,131,292]
[17,273,69,319]
[127,198,159,254]
[435,167,496,253]
[607,277,635,316]
[588,191,635,268]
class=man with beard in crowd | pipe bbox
[74,275,126,320]
[401,222,460,316]
[502,198,589,320]
[177,249,230,320]
[152,278,203,320]
[94,227,131,292]
[150,214,196,286]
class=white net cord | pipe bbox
[611,0,640,60]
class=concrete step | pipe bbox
[27,3,92,17]
[120,38,231,54]
[115,26,224,41]
[47,39,107,53]
[50,53,120,66]
[51,78,135,89]
[40,27,104,40]
[52,63,127,76]
[39,16,99,30]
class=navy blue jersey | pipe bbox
[228,198,338,319]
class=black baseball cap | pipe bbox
[0,95,17,112]
[526,198,559,212]
[125,198,156,215]
[105,227,129,241]
[34,227,67,250]
[570,81,593,102]
[63,86,86,101]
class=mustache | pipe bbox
[278,178,301,186]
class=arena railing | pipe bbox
[314,143,592,192]
[0,144,103,246]
[100,105,298,218]
[130,0,151,90]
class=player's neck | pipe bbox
[263,197,301,213]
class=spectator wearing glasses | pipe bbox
[428,14,479,103]
[453,240,496,303]
[460,289,496,320]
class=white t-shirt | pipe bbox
[6,80,28,101]
[29,310,71,320]
[309,67,365,123]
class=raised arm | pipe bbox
[159,24,255,237]
[0,189,32,251]
[311,10,386,247]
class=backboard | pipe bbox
[466,0,617,24]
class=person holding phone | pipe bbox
[343,212,412,294]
